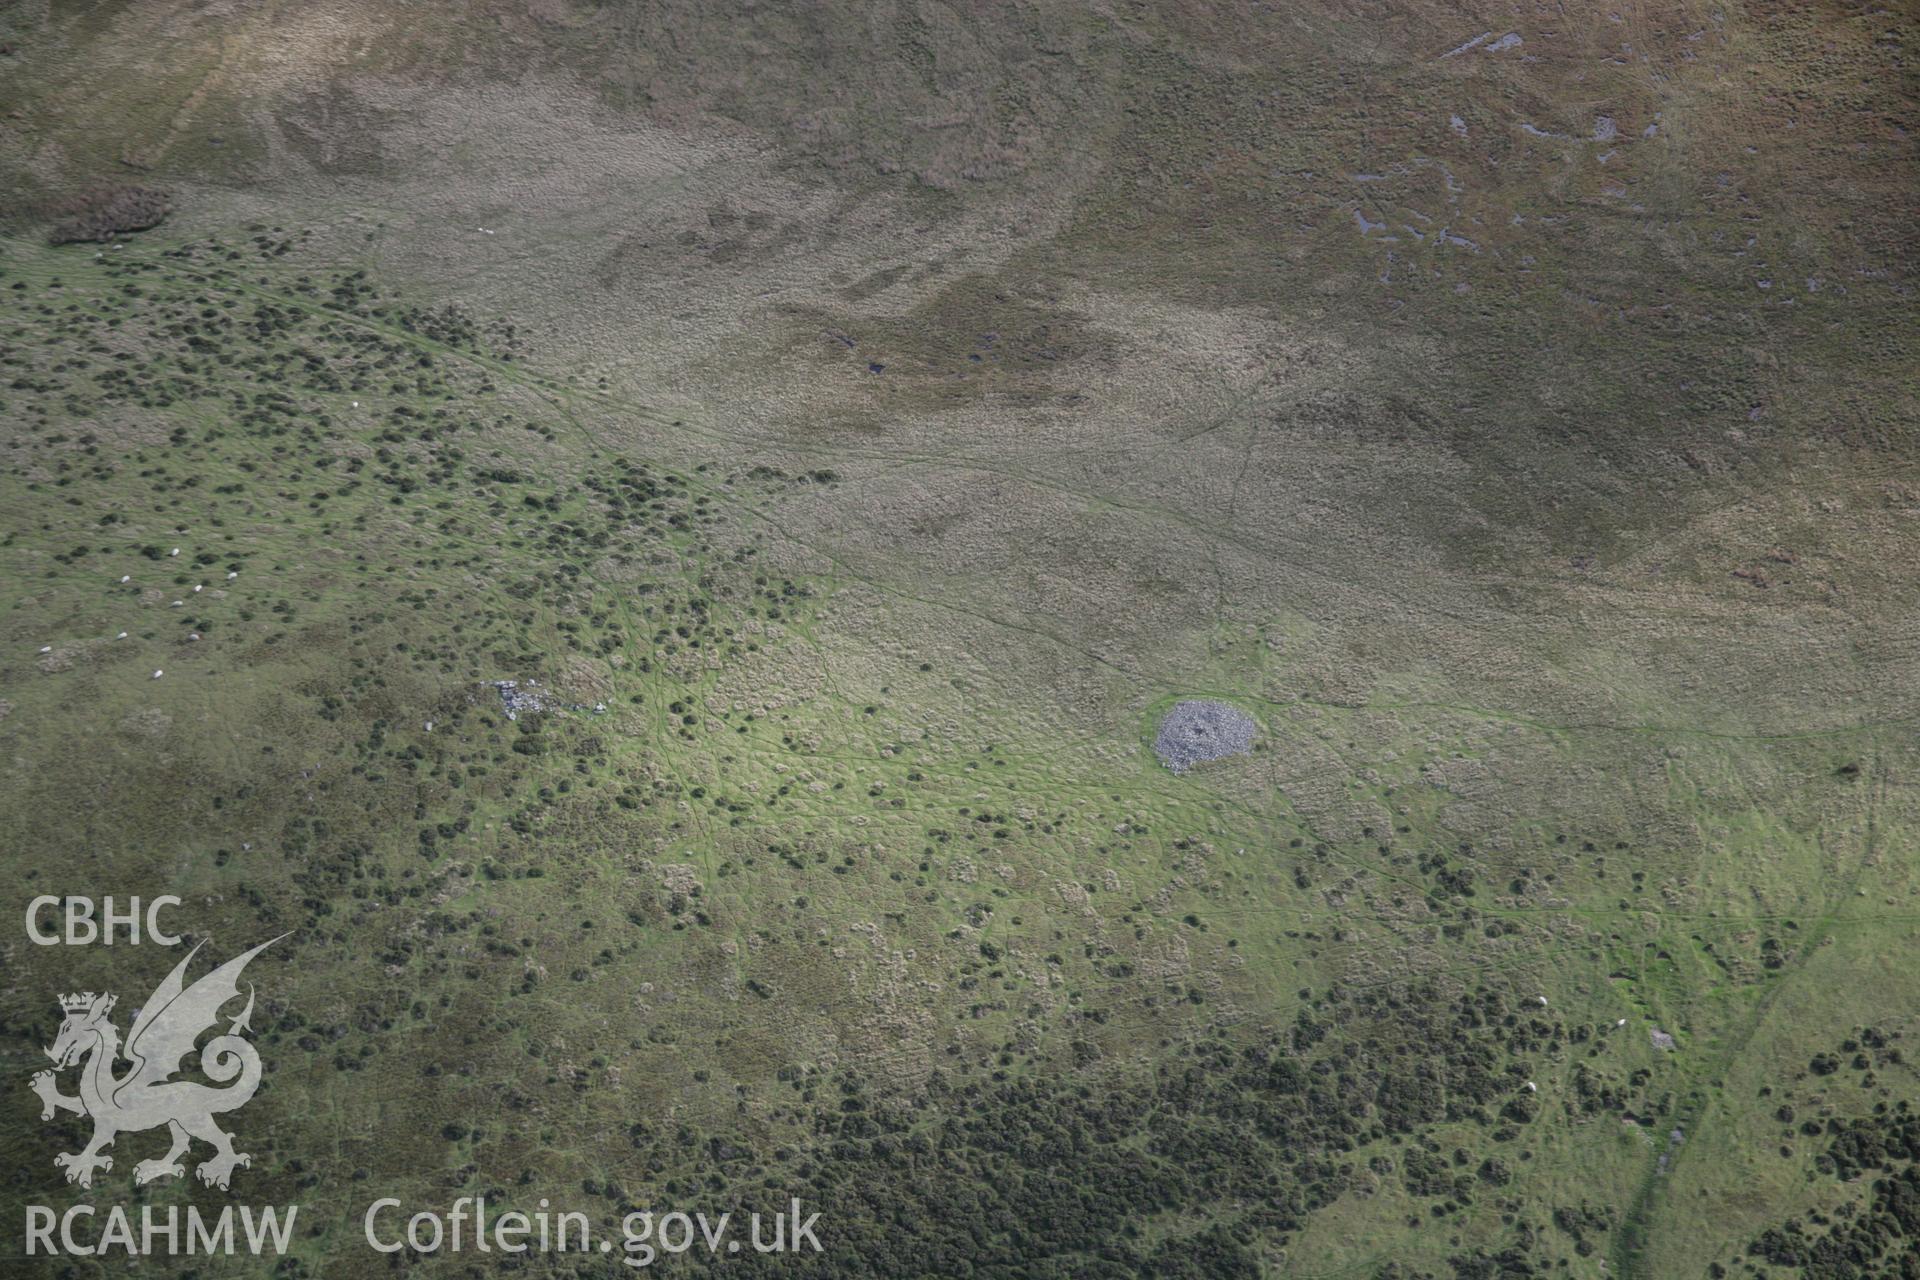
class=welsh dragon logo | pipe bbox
[29,936,283,1191]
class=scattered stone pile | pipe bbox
[489,679,552,720]
[488,679,606,721]
[47,185,171,245]
[1153,699,1257,774]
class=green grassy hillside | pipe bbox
[1,3,1915,1276]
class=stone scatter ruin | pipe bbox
[1153,699,1257,774]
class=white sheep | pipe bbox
[169,547,180,557]
[152,669,164,679]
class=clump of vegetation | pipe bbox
[46,184,171,244]
[1741,1032,1918,1279]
